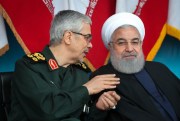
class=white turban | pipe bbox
[101,12,145,49]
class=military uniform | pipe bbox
[8,46,91,121]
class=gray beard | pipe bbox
[110,51,145,74]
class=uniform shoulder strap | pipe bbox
[23,52,46,63]
[73,62,91,73]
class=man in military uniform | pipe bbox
[8,10,120,121]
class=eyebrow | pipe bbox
[116,37,140,41]
[132,38,140,41]
[116,38,125,41]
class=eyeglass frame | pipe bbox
[109,38,142,47]
[71,31,92,43]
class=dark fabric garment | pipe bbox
[8,46,91,121]
[86,61,180,121]
[135,69,178,121]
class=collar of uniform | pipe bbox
[72,62,91,73]
[41,46,59,71]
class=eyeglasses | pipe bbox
[109,39,141,47]
[71,31,92,43]
[110,38,141,47]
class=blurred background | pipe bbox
[0,0,180,78]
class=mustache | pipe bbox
[122,52,137,57]
[83,49,89,54]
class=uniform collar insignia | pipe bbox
[48,59,59,71]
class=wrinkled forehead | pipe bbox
[112,25,141,38]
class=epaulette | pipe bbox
[73,62,91,72]
[24,52,46,63]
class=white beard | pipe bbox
[110,50,145,74]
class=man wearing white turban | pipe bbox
[101,12,145,49]
[86,12,180,121]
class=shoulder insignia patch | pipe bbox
[73,62,91,72]
[25,52,46,63]
[48,59,59,70]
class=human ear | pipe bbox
[63,31,72,45]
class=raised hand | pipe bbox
[83,74,120,95]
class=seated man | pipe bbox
[8,10,120,121]
[86,12,180,121]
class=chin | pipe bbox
[79,54,86,62]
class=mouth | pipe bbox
[123,54,137,59]
[84,50,89,55]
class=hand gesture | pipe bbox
[96,91,120,110]
[83,74,120,95]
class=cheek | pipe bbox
[75,41,86,49]
[113,47,124,55]
[75,43,88,54]
[111,48,123,58]
[81,42,89,49]
[135,48,142,55]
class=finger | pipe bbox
[102,95,115,108]
[103,77,120,81]
[104,80,120,85]
[104,85,117,90]
[103,77,120,84]
[112,92,121,101]
[103,81,120,89]
[97,74,116,78]
[101,97,109,109]
[107,91,121,101]
[103,92,116,104]
[104,92,119,105]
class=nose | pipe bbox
[125,43,133,52]
[88,42,93,48]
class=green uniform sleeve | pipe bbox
[11,60,90,120]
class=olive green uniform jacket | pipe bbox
[8,46,91,121]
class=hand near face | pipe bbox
[96,91,120,110]
[83,74,120,95]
